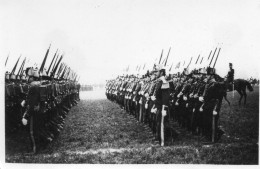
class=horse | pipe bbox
[249,78,258,87]
[213,75,253,105]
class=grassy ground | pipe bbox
[5,87,259,164]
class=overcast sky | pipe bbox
[1,0,260,84]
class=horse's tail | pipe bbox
[246,81,254,92]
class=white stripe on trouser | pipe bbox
[161,105,167,146]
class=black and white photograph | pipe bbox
[0,0,259,167]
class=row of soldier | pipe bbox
[5,45,81,153]
[105,48,235,146]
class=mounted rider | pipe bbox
[225,63,234,91]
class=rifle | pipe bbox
[39,44,51,73]
[51,55,63,77]
[195,55,200,64]
[200,57,204,64]
[186,57,193,69]
[138,65,141,72]
[143,63,146,70]
[209,47,217,66]
[52,53,59,73]
[5,53,9,67]
[164,47,171,66]
[11,55,21,74]
[64,67,71,79]
[169,62,173,71]
[17,57,26,76]
[47,49,58,75]
[207,50,212,60]
[213,48,221,68]
[57,63,65,77]
[161,58,166,65]
[159,49,163,64]
[59,65,67,79]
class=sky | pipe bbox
[1,0,260,84]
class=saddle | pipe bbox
[225,81,234,92]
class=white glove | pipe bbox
[183,96,187,101]
[213,110,218,115]
[145,103,148,109]
[175,101,179,106]
[21,100,26,107]
[151,107,157,113]
[139,99,142,104]
[199,96,204,102]
[22,118,28,126]
[144,93,149,98]
[199,107,203,112]
[162,109,167,117]
[151,96,156,101]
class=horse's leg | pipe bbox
[237,90,243,106]
[243,89,247,105]
[224,93,230,106]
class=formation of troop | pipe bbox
[106,47,237,146]
[5,45,81,153]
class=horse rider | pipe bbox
[225,63,234,91]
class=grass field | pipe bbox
[5,87,259,164]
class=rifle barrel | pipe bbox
[209,47,218,66]
[195,55,200,64]
[164,47,171,66]
[213,48,221,68]
[200,57,204,64]
[40,44,51,72]
[11,55,21,74]
[186,57,193,69]
[159,49,163,64]
[207,50,212,60]
[47,49,58,75]
[5,54,9,67]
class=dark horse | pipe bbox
[214,75,254,105]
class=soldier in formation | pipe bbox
[5,46,81,153]
[106,48,228,146]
